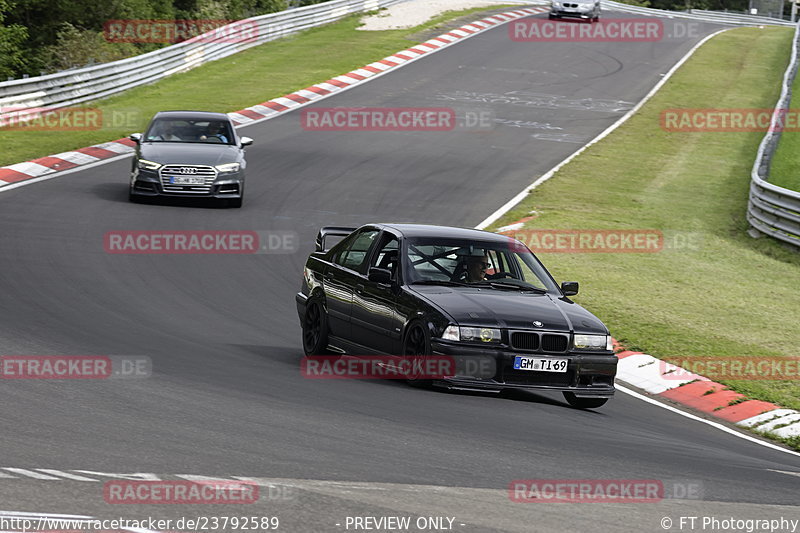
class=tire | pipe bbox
[563,392,608,409]
[548,13,555,19]
[228,197,243,208]
[128,191,139,203]
[402,322,433,388]
[302,299,329,356]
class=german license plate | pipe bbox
[513,356,568,372]
[172,176,205,185]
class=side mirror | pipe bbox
[240,136,253,147]
[129,133,142,143]
[368,267,392,284]
[561,281,579,296]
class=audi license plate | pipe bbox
[171,176,205,185]
[513,356,568,372]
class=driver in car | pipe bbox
[466,254,490,283]
[200,122,229,143]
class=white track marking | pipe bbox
[2,468,61,480]
[769,469,800,478]
[616,385,800,458]
[35,469,99,481]
[72,469,161,480]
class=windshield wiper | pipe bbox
[411,280,468,287]
[473,280,548,292]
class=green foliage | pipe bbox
[40,23,142,71]
[0,0,290,78]
[0,0,28,79]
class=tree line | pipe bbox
[0,0,330,80]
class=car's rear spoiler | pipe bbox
[315,226,356,252]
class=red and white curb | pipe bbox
[0,6,548,190]
[614,343,800,438]
[0,139,136,186]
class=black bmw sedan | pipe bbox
[296,223,617,409]
[128,111,252,207]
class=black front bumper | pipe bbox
[551,9,595,19]
[431,340,616,397]
[130,170,243,199]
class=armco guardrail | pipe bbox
[602,0,795,26]
[689,9,793,25]
[747,20,800,248]
[0,0,405,123]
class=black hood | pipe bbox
[410,286,608,335]
[139,142,241,166]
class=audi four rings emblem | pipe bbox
[179,167,197,174]
[532,321,543,327]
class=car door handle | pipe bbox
[324,272,334,280]
[355,284,364,294]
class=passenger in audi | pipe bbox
[151,122,181,141]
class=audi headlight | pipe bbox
[138,159,162,170]
[573,334,609,350]
[215,162,240,173]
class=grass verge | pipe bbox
[0,5,517,167]
[486,27,800,428]
[766,42,800,192]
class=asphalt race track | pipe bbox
[0,10,798,532]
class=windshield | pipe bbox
[144,118,235,145]
[404,237,559,292]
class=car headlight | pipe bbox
[573,334,609,350]
[215,162,240,173]
[442,325,501,343]
[138,159,162,170]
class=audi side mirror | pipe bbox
[240,136,253,147]
[129,133,142,143]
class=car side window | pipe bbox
[371,236,400,280]
[334,230,380,273]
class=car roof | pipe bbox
[152,110,231,122]
[373,223,510,242]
